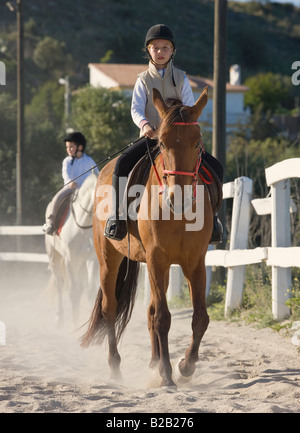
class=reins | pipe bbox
[145,138,165,193]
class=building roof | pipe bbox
[188,74,248,92]
[88,63,248,92]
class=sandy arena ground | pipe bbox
[0,263,300,414]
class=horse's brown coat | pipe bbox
[81,87,216,387]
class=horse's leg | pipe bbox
[63,257,83,326]
[147,292,160,369]
[177,259,209,379]
[147,259,175,387]
[94,238,125,380]
[51,252,65,327]
[100,258,123,379]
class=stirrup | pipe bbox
[43,221,56,236]
[209,216,223,245]
[104,216,127,241]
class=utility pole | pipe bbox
[58,76,71,132]
[212,0,227,172]
[16,0,24,225]
[213,0,227,253]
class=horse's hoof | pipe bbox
[109,370,123,383]
[160,376,177,389]
[161,384,177,391]
[173,358,194,384]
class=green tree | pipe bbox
[226,109,300,248]
[71,86,138,161]
[24,81,66,223]
[244,72,295,114]
[33,36,72,78]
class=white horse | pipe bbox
[45,171,99,327]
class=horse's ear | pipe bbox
[153,88,168,118]
[189,86,208,120]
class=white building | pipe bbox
[88,63,250,132]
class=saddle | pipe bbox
[53,195,72,235]
[199,159,223,214]
[124,145,161,237]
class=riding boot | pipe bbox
[43,215,56,236]
[209,215,223,245]
[104,174,127,241]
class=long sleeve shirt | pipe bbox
[62,153,99,187]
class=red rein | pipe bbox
[156,122,213,199]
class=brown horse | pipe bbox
[81,86,214,388]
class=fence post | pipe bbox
[271,180,291,320]
[167,265,184,302]
[143,264,184,305]
[225,176,253,316]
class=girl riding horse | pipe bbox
[104,24,223,244]
[81,86,218,388]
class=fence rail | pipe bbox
[0,226,44,235]
[0,225,48,263]
[1,158,300,321]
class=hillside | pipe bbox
[0,0,299,95]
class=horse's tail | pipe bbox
[80,258,140,348]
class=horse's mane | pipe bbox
[158,98,191,134]
[78,170,98,195]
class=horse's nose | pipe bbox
[165,185,193,215]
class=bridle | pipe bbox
[148,121,213,201]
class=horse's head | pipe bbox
[153,87,208,214]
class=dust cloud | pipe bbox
[1,261,300,413]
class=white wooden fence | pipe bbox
[143,158,300,321]
[211,157,300,320]
[1,157,300,321]
[0,225,48,263]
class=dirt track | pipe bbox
[0,263,300,413]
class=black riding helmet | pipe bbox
[145,24,177,86]
[64,131,86,153]
[145,24,176,49]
